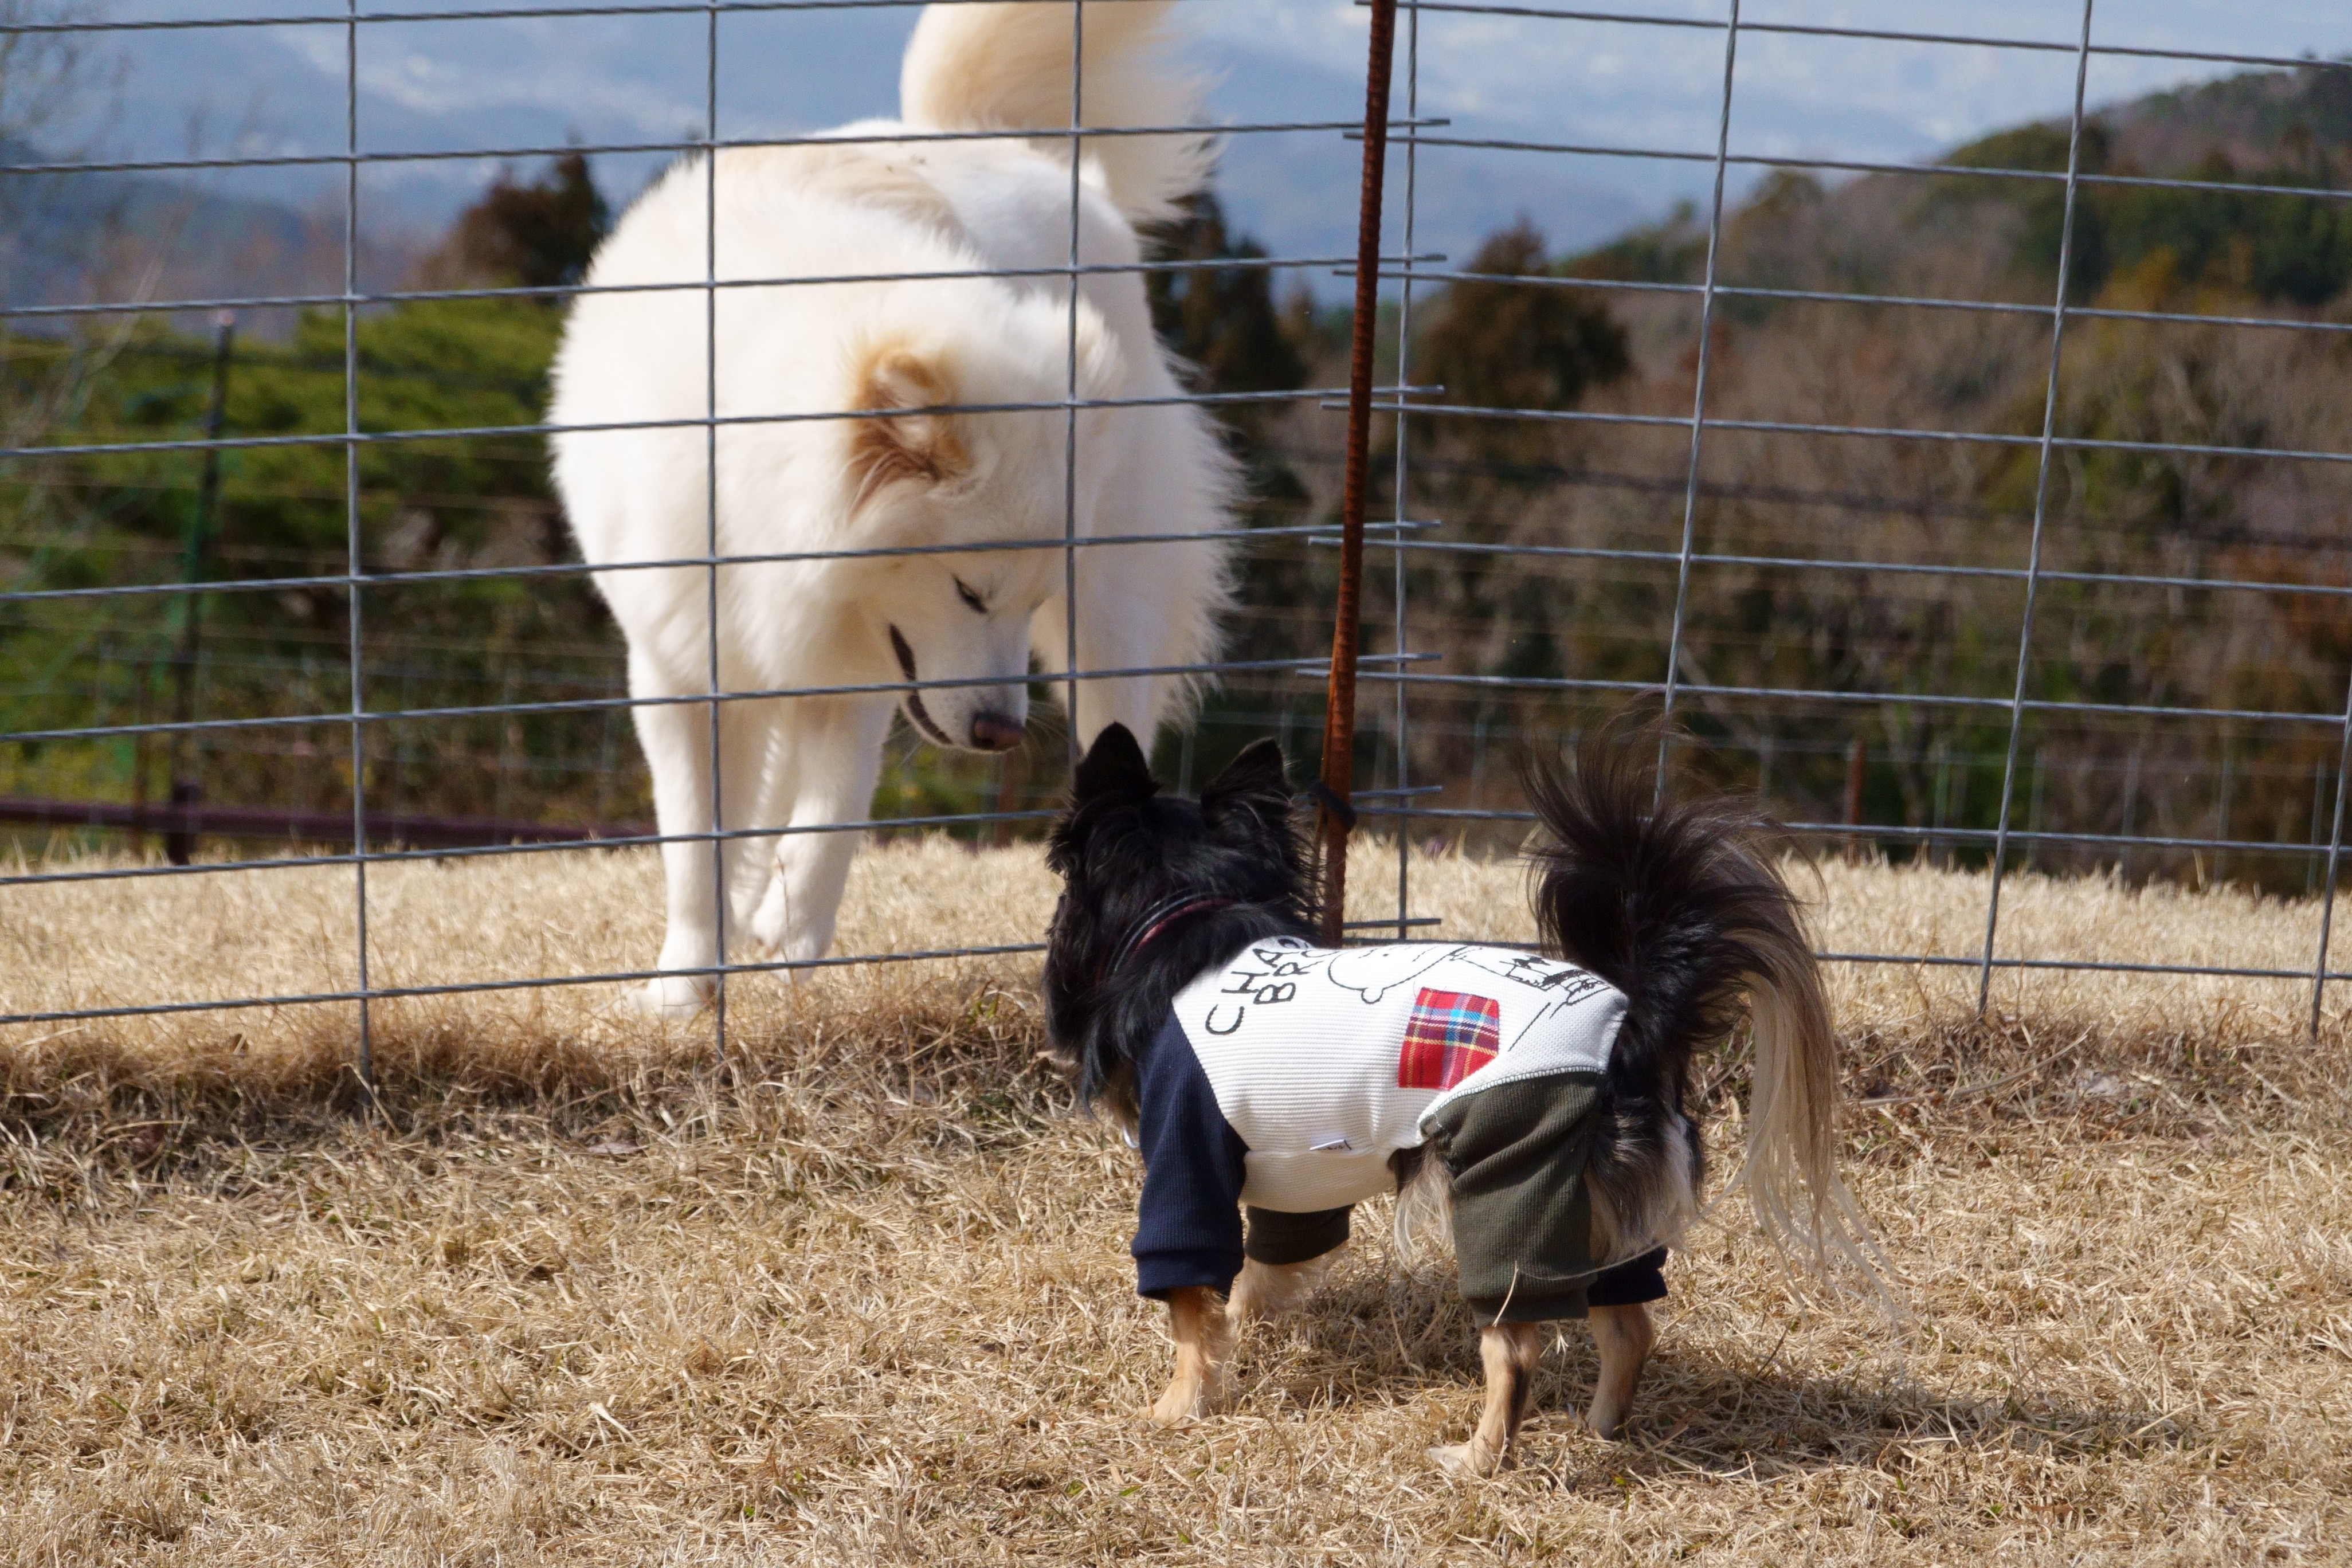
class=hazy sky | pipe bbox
[1210,1,2352,158]
[83,0,2352,266]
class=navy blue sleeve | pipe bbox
[1129,1012,1249,1300]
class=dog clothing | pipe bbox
[1128,937,1669,1323]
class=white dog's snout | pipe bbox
[968,707,1026,752]
[904,687,1025,752]
[952,673,1028,752]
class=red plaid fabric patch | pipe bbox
[1397,988,1502,1090]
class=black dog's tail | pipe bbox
[1523,728,1881,1294]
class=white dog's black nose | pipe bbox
[970,712,1025,752]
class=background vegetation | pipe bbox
[6,63,2352,890]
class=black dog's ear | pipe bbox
[1200,738,1290,833]
[1072,722,1158,803]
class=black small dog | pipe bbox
[1043,719,1879,1471]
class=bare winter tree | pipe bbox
[1,0,114,269]
[0,0,93,144]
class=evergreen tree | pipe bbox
[432,151,610,291]
[1145,190,1307,438]
[1418,220,1628,419]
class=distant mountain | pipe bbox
[1,135,425,329]
[4,139,297,314]
[60,3,1667,293]
[1203,45,1643,284]
[2101,58,2352,177]
[1574,60,2352,319]
[23,13,2352,323]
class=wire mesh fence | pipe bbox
[5,0,2352,1069]
[1357,1,2352,1034]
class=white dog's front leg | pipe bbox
[632,689,722,1017]
[720,696,794,939]
[747,696,895,969]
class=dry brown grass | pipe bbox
[3,840,2349,1563]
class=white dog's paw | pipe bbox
[747,880,791,960]
[747,888,834,977]
[628,974,712,1018]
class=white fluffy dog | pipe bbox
[549,2,1236,1014]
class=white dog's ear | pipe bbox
[847,341,968,500]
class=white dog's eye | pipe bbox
[953,577,988,614]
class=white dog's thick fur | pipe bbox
[549,2,1235,1013]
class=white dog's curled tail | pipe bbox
[900,1,1214,224]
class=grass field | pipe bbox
[3,839,2348,1564]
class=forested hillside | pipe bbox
[1,158,614,828]
[1307,60,2352,888]
[7,62,2352,888]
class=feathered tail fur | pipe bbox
[1518,729,1883,1293]
[899,1,1214,224]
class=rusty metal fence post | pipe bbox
[1315,0,1398,949]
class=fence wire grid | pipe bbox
[5,0,2352,1073]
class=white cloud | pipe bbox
[77,0,2352,253]
[1193,0,2352,164]
[275,19,701,134]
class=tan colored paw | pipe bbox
[1148,1378,1213,1426]
[1427,1441,1501,1477]
[1577,1406,1630,1442]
